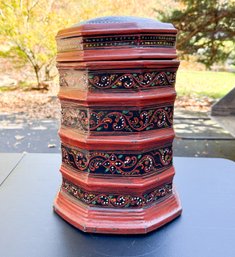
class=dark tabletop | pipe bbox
[0,153,234,257]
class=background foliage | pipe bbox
[159,0,235,68]
[0,0,234,96]
[0,0,180,87]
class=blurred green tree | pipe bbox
[158,0,235,68]
[0,0,75,88]
[0,0,180,88]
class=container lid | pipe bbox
[56,16,178,62]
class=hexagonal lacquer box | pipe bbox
[54,16,182,234]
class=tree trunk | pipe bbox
[32,64,41,88]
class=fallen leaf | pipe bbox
[48,143,56,148]
[15,135,25,140]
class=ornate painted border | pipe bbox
[90,106,173,132]
[59,69,176,91]
[61,143,173,176]
[57,34,176,52]
[83,35,175,49]
[62,178,172,208]
[88,70,176,90]
[61,104,173,133]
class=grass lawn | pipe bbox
[176,70,235,99]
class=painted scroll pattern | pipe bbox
[88,71,176,90]
[59,69,176,91]
[62,178,172,208]
[61,105,173,133]
[90,105,173,132]
[61,144,172,176]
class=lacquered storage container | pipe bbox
[54,16,182,234]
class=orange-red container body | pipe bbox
[54,16,182,234]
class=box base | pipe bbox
[54,188,182,234]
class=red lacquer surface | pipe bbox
[54,16,182,234]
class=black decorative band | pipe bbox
[90,105,173,132]
[83,35,175,49]
[62,178,173,208]
[57,34,176,52]
[88,70,176,90]
[59,69,176,91]
[62,143,173,176]
[61,104,173,133]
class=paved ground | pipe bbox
[0,115,60,153]
[0,109,234,160]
